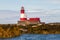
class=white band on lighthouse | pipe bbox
[20,14,27,18]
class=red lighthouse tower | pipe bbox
[20,6,27,21]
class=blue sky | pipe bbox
[0,0,60,24]
[0,0,18,11]
[0,0,60,10]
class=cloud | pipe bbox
[0,10,19,19]
[0,10,60,24]
[0,10,19,24]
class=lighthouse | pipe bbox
[20,6,27,21]
[17,6,44,25]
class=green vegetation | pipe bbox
[0,23,60,38]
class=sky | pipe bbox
[0,0,60,24]
[0,0,60,10]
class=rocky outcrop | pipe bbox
[0,23,60,38]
